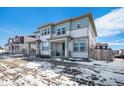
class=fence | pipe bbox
[89,48,114,61]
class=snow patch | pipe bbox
[25,62,40,69]
[24,75,35,81]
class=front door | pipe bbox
[62,42,65,56]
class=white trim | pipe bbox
[49,38,67,42]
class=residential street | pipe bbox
[0,54,124,86]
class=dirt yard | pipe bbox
[0,54,124,86]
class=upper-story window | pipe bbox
[62,27,65,31]
[62,27,66,34]
[42,28,50,36]
[57,27,66,35]
[77,23,81,29]
[57,29,61,35]
[47,28,50,34]
[44,29,47,35]
[42,30,44,35]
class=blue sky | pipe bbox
[0,7,124,50]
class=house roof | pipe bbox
[24,36,37,43]
[38,23,53,29]
[26,39,41,43]
[34,13,97,36]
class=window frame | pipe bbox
[57,28,61,35]
[73,39,86,52]
[42,30,44,36]
[73,42,79,52]
[77,23,81,29]
[62,27,66,35]
[47,28,50,34]
[79,41,86,52]
[42,42,49,51]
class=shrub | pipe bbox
[36,55,51,58]
[115,55,124,59]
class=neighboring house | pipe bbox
[23,35,39,57]
[113,50,120,56]
[120,49,124,55]
[6,36,25,54]
[32,13,97,59]
[5,35,36,54]
[113,49,124,56]
[90,43,113,61]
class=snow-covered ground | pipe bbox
[0,55,124,86]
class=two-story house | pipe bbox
[33,13,97,59]
[7,36,25,54]
[23,35,39,56]
[5,35,38,55]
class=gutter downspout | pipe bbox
[87,26,90,61]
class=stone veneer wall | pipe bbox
[89,48,114,61]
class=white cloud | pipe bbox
[100,39,124,46]
[108,43,124,46]
[0,40,6,42]
[112,39,124,43]
[95,8,124,37]
[0,27,14,34]
[107,39,124,46]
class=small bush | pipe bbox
[115,55,124,59]
[36,55,51,58]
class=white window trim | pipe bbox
[73,39,86,52]
[42,41,49,51]
[42,28,50,36]
[57,26,66,35]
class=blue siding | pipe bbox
[71,17,89,30]
[53,22,70,34]
[39,17,89,34]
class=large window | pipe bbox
[62,27,65,34]
[42,42,49,51]
[57,27,66,35]
[79,41,85,52]
[74,42,78,52]
[47,28,50,34]
[44,29,47,35]
[57,29,61,35]
[42,28,50,36]
[73,39,86,52]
